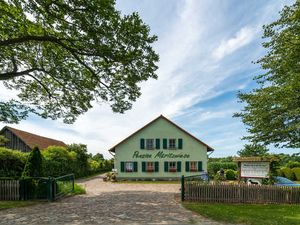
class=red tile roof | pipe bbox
[3,126,66,150]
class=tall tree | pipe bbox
[0,0,159,124]
[234,1,300,148]
[237,144,269,157]
[22,146,43,177]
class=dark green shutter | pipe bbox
[163,139,168,149]
[198,161,203,171]
[142,162,146,172]
[140,139,145,149]
[120,162,125,172]
[178,139,183,149]
[185,161,190,172]
[155,139,160,149]
[164,161,168,172]
[133,162,138,172]
[177,161,181,172]
[155,161,159,172]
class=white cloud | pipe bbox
[212,26,257,60]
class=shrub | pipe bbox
[292,167,300,181]
[281,167,295,180]
[42,146,76,177]
[0,147,27,177]
[208,162,237,178]
[225,169,237,180]
[286,161,300,169]
[22,146,43,178]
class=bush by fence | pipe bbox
[182,182,300,204]
[0,146,113,179]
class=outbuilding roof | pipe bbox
[1,126,66,150]
[108,115,214,152]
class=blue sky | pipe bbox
[0,0,299,158]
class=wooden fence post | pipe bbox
[181,175,185,201]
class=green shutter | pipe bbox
[198,161,203,171]
[140,139,145,149]
[133,162,138,172]
[164,161,168,172]
[142,162,146,172]
[120,162,125,172]
[185,161,190,172]
[177,161,181,172]
[155,161,159,172]
[163,139,168,149]
[178,138,183,149]
[155,139,160,149]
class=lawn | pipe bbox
[183,202,300,225]
[0,201,37,210]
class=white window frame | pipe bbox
[125,162,133,172]
[190,161,198,172]
[146,139,154,150]
[169,161,177,172]
[168,139,176,149]
[147,162,154,172]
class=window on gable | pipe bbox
[169,139,176,149]
[190,161,198,171]
[146,139,154,149]
[125,162,133,172]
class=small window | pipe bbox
[190,161,198,171]
[125,162,133,172]
[146,139,154,149]
[169,139,176,149]
[169,161,177,172]
[147,162,154,172]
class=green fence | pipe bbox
[0,174,74,202]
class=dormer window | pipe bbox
[146,139,154,149]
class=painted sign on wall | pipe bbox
[132,151,190,159]
[240,162,270,178]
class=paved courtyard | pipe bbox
[0,174,230,225]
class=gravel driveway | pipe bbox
[0,174,228,225]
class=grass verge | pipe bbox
[182,202,300,225]
[73,183,86,195]
[0,201,37,210]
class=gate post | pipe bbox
[181,175,185,201]
[47,177,53,202]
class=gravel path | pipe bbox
[0,174,230,225]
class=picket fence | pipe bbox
[0,179,20,200]
[182,181,300,204]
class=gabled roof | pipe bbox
[108,115,214,152]
[1,126,67,150]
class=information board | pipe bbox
[240,162,270,178]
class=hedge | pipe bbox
[280,167,295,180]
[225,169,236,180]
[0,147,28,177]
[292,167,300,181]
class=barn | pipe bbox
[0,126,66,152]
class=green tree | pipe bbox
[237,144,269,157]
[93,153,104,162]
[22,146,43,177]
[67,144,89,177]
[234,1,300,148]
[0,0,159,124]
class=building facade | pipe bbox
[108,115,214,180]
[0,126,66,152]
